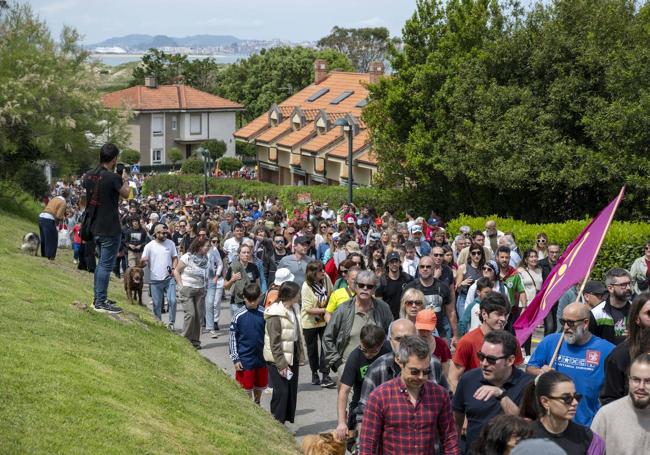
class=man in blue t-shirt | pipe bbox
[526,302,615,426]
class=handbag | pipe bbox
[58,224,71,248]
[80,168,102,241]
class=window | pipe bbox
[152,148,163,164]
[190,114,202,135]
[152,115,163,136]
[307,88,330,102]
[171,116,177,130]
[330,91,354,105]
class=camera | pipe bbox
[116,162,130,175]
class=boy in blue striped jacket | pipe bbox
[229,283,267,404]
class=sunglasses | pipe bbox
[357,283,376,290]
[211,239,219,244]
[477,351,509,365]
[408,367,432,377]
[470,251,482,256]
[405,300,424,306]
[559,318,586,328]
[432,253,444,257]
[482,266,494,272]
[537,239,547,243]
[548,393,583,405]
[274,239,285,244]
[419,265,432,269]
[340,269,349,274]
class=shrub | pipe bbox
[180,158,204,174]
[168,147,183,165]
[201,139,227,161]
[446,215,650,280]
[120,148,140,165]
[0,180,43,220]
[15,163,49,200]
[219,157,243,173]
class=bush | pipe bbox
[120,148,141,165]
[15,163,49,200]
[180,158,204,174]
[0,180,43,220]
[219,157,243,173]
[446,215,650,280]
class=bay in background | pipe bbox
[92,53,247,66]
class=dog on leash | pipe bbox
[124,266,144,305]
[300,431,346,455]
[21,232,40,256]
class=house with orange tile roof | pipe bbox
[233,60,383,186]
[102,77,243,166]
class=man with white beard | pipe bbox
[591,353,650,454]
[526,302,615,426]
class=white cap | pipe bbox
[274,268,295,286]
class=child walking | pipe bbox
[229,283,267,404]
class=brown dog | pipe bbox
[124,266,144,305]
[300,431,346,455]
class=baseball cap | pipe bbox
[415,309,437,331]
[369,232,381,242]
[273,268,295,286]
[584,280,607,296]
[243,216,254,222]
[153,224,166,234]
[386,251,401,263]
[345,241,361,253]
[345,215,356,224]
[410,224,423,234]
[332,232,341,241]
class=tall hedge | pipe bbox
[447,216,650,281]
[142,175,411,216]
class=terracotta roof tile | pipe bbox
[276,123,317,148]
[234,115,270,140]
[327,129,370,159]
[302,128,343,153]
[102,85,243,111]
[355,149,377,165]
[279,105,295,117]
[256,118,292,143]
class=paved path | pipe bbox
[157,293,339,441]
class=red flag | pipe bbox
[513,187,625,345]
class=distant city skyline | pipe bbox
[27,0,419,44]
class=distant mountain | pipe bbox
[87,34,242,51]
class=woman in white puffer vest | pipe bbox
[264,281,306,424]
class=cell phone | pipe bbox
[116,162,130,175]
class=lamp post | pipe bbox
[335,118,354,204]
[197,147,209,195]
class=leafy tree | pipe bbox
[181,157,204,174]
[219,157,243,174]
[120,148,140,165]
[168,147,183,165]
[363,0,649,221]
[236,141,257,159]
[130,49,188,86]
[201,139,227,161]
[0,3,128,180]
[215,46,353,121]
[317,26,399,72]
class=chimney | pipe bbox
[314,59,327,85]
[368,61,385,84]
[144,75,158,88]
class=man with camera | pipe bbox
[83,143,130,313]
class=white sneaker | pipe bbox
[209,330,219,338]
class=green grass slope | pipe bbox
[0,210,298,454]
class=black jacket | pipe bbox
[600,339,630,405]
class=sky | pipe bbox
[26,0,419,44]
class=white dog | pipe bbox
[21,232,40,256]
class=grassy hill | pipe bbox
[0,209,298,454]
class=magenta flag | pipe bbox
[513,187,625,345]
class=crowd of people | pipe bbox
[37,144,650,454]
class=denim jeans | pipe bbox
[205,277,224,330]
[151,278,173,321]
[94,233,122,304]
[167,278,177,326]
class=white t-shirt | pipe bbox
[179,253,208,288]
[142,239,178,281]
[223,236,251,263]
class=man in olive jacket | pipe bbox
[323,270,393,374]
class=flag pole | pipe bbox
[547,187,625,369]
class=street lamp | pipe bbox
[197,147,209,195]
[335,118,354,204]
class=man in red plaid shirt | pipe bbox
[359,336,459,454]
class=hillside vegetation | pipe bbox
[0,209,298,454]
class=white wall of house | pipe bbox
[208,112,237,157]
[127,123,140,153]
